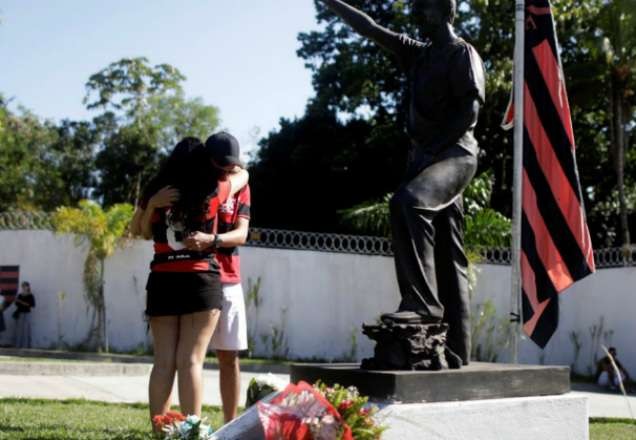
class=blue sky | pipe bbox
[0,0,320,156]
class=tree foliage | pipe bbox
[86,57,220,206]
[0,97,94,211]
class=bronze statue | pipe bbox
[320,0,485,367]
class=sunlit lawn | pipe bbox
[0,399,225,440]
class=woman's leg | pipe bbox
[149,315,180,426]
[176,309,220,416]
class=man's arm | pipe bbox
[216,217,250,248]
[320,0,419,60]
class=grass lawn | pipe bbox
[0,399,634,439]
[590,418,636,440]
[0,399,225,439]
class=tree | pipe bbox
[596,0,636,247]
[0,96,99,211]
[250,108,407,232]
[0,97,57,211]
[85,58,220,206]
[53,200,133,352]
[33,119,98,209]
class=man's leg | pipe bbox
[209,283,248,422]
[217,350,240,422]
[434,198,471,364]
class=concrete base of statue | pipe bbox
[376,393,588,439]
[213,362,588,439]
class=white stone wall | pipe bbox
[0,231,92,349]
[0,230,634,378]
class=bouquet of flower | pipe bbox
[316,382,385,440]
[152,412,215,440]
[255,381,385,440]
[245,373,290,408]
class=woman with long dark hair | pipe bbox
[131,136,248,428]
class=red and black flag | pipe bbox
[0,265,20,305]
[503,0,595,348]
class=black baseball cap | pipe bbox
[205,132,244,168]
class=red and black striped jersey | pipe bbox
[216,185,251,284]
[150,181,231,273]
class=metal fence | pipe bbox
[1,211,634,269]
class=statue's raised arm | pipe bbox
[320,0,421,62]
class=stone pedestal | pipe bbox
[290,362,570,403]
[361,322,460,371]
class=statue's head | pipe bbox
[412,0,456,35]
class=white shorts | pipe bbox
[209,283,248,351]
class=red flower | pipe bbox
[359,407,370,417]
[338,400,354,413]
[166,411,186,422]
[153,411,186,429]
[152,415,168,429]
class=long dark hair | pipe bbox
[142,137,222,233]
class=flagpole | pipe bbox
[510,0,525,364]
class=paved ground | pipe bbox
[0,370,288,407]
[570,382,636,419]
[0,372,634,418]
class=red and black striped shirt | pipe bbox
[149,181,231,273]
[216,185,251,284]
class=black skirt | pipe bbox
[145,272,223,317]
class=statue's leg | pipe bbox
[434,198,471,365]
[389,185,441,318]
[389,146,477,323]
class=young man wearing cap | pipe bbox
[204,132,251,422]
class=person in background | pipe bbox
[0,289,6,335]
[596,347,632,391]
[14,282,36,348]
[198,132,251,422]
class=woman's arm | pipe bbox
[320,0,418,59]
[139,186,180,240]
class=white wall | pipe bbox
[0,231,92,349]
[1,230,634,377]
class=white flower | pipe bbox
[177,421,192,437]
[186,415,201,425]
[253,373,288,391]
